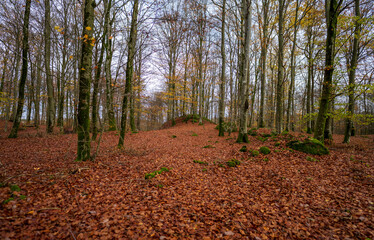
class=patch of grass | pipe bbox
[287,138,329,155]
[274,149,281,153]
[155,184,164,188]
[203,145,215,148]
[251,150,260,157]
[306,156,318,162]
[192,132,198,136]
[259,146,271,155]
[218,163,225,168]
[239,146,248,152]
[226,159,241,167]
[193,160,209,165]
[275,142,281,147]
[202,168,207,172]
[263,158,269,162]
[10,184,21,192]
[145,167,170,180]
[19,195,27,200]
[262,133,272,138]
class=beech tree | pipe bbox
[8,0,31,138]
[76,0,95,161]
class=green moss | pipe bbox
[193,160,208,165]
[171,135,177,138]
[2,197,14,205]
[287,138,329,155]
[239,146,248,152]
[203,145,215,148]
[306,156,318,162]
[145,167,170,180]
[19,195,27,200]
[275,142,281,147]
[263,158,269,162]
[10,184,21,192]
[226,159,241,167]
[251,150,260,157]
[257,136,268,142]
[248,129,257,136]
[262,133,272,138]
[192,132,198,136]
[202,168,207,172]
[259,146,271,155]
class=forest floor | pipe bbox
[0,119,373,239]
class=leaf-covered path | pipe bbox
[1,121,373,239]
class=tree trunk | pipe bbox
[119,0,139,147]
[92,1,109,140]
[45,0,55,133]
[258,0,269,128]
[275,0,285,134]
[314,0,341,141]
[8,0,31,138]
[343,0,360,143]
[76,0,95,161]
[218,0,226,137]
[286,0,299,132]
[236,0,251,143]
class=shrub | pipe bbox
[259,146,271,155]
[287,138,329,155]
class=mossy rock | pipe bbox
[287,138,329,155]
[226,159,241,167]
[259,146,271,155]
[251,150,259,157]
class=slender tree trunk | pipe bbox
[92,1,109,140]
[8,0,31,138]
[218,0,226,137]
[276,0,285,134]
[76,0,95,161]
[258,0,269,128]
[0,51,8,93]
[286,0,299,131]
[34,52,41,128]
[343,0,360,143]
[119,0,139,147]
[236,0,251,143]
[314,0,341,141]
[45,0,55,133]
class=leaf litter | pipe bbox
[0,121,373,239]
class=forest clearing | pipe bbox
[1,119,373,239]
